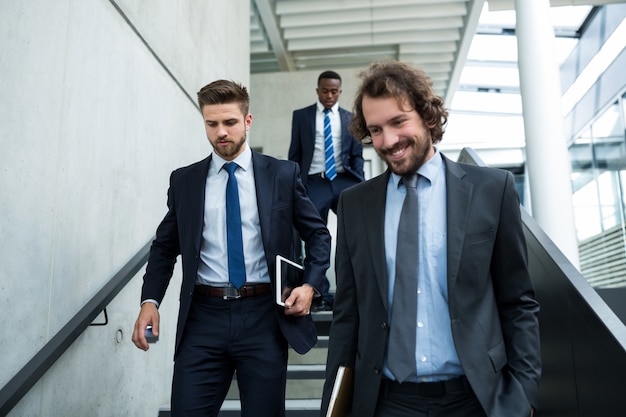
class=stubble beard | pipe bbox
[214,132,247,159]
[380,136,433,176]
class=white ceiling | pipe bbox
[250,0,624,104]
[250,0,484,103]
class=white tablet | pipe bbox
[275,254,304,306]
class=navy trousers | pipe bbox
[171,292,288,417]
[305,173,360,225]
[303,173,360,304]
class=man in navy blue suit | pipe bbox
[289,71,365,311]
[132,80,331,417]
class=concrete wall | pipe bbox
[0,0,249,416]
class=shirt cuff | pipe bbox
[141,299,159,308]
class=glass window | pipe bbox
[572,172,602,240]
[572,98,626,287]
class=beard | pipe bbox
[377,135,433,176]
[213,131,247,159]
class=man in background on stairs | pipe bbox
[131,79,331,417]
[289,70,365,312]
[321,61,541,417]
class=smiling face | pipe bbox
[362,94,435,175]
[201,102,252,161]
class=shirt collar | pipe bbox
[390,148,443,188]
[317,101,339,114]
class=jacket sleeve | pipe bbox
[140,170,181,304]
[492,171,541,409]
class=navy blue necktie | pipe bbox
[224,163,246,289]
[323,108,337,181]
[387,174,419,383]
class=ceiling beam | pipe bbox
[445,0,485,104]
[253,0,295,71]
[276,0,467,15]
[279,3,467,27]
[487,0,625,11]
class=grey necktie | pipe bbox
[387,173,419,383]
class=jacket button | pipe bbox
[374,367,381,374]
[381,322,388,330]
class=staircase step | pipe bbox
[224,364,326,400]
[158,399,322,416]
[312,311,333,336]
[289,345,328,365]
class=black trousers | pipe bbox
[374,378,487,417]
[171,292,288,417]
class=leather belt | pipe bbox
[309,171,328,179]
[380,376,471,398]
[308,171,345,179]
[194,284,271,300]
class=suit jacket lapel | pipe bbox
[251,152,273,256]
[339,107,351,148]
[189,156,211,255]
[306,104,317,146]
[365,171,391,311]
[444,157,473,296]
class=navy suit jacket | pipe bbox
[321,155,541,417]
[289,104,365,185]
[140,151,331,355]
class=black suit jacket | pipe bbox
[321,155,541,417]
[140,151,331,355]
[289,104,364,185]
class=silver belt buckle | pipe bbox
[320,171,326,179]
[222,286,241,300]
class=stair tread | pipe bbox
[220,399,321,410]
[311,311,333,321]
[288,364,326,371]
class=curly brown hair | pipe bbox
[350,61,448,145]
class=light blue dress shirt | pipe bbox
[196,145,270,286]
[383,150,463,382]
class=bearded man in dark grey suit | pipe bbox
[321,61,540,417]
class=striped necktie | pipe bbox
[323,108,337,181]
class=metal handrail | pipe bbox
[0,238,153,415]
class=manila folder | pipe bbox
[326,366,354,417]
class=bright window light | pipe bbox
[561,18,626,115]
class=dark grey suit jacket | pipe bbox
[140,151,331,355]
[321,155,541,417]
[289,103,365,185]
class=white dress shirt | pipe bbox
[196,145,270,286]
[309,101,345,175]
